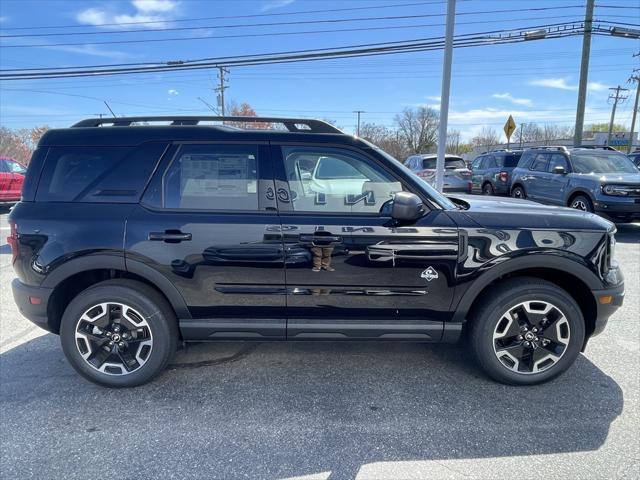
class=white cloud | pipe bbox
[530,77,610,92]
[492,92,532,107]
[43,44,133,59]
[530,78,575,91]
[168,89,179,95]
[426,95,441,102]
[76,0,180,29]
[132,0,179,13]
[587,81,609,92]
[261,0,295,13]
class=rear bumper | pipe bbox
[11,278,55,333]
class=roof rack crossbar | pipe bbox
[71,116,343,134]
[527,145,570,153]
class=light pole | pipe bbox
[354,110,365,136]
[435,0,456,193]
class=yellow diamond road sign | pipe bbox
[504,115,516,140]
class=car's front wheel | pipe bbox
[469,277,585,385]
[60,279,178,388]
[511,185,526,199]
[570,194,594,213]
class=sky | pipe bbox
[0,0,638,141]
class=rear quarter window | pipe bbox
[35,143,168,202]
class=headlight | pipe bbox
[602,184,632,196]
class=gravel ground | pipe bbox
[1,212,638,480]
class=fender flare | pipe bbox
[451,253,602,324]
[41,253,191,319]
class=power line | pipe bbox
[0,16,591,49]
[0,6,590,39]
[0,23,594,80]
[0,1,452,31]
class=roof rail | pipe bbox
[71,116,343,134]
[574,145,617,151]
[525,145,570,154]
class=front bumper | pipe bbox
[594,197,640,221]
[589,282,625,338]
[11,278,55,333]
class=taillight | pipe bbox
[499,171,509,183]
[7,220,19,265]
[460,170,472,178]
[467,181,473,193]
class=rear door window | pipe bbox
[161,144,261,211]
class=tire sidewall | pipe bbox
[483,183,494,195]
[571,194,593,213]
[60,284,176,388]
[511,186,525,199]
[472,284,585,385]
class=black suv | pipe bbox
[470,150,523,195]
[9,116,624,388]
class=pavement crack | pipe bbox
[167,343,260,370]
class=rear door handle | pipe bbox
[148,231,192,242]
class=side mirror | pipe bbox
[391,192,424,221]
[552,165,567,175]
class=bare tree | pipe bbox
[0,126,49,165]
[471,126,501,151]
[394,107,439,154]
[359,122,407,160]
[446,129,461,154]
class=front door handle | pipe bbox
[148,231,192,242]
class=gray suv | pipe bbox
[510,146,640,222]
[404,154,472,193]
[470,150,523,195]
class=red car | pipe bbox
[0,157,26,207]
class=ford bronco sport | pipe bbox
[9,116,624,387]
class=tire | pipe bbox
[469,277,585,386]
[60,279,178,388]
[511,185,526,199]
[482,183,495,196]
[569,194,594,213]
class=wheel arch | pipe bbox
[566,188,595,208]
[42,255,190,334]
[452,255,600,341]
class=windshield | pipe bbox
[370,145,458,210]
[572,153,638,174]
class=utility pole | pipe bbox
[628,72,639,153]
[574,0,594,147]
[435,0,456,193]
[216,66,230,116]
[354,110,365,136]
[519,123,525,148]
[607,86,629,147]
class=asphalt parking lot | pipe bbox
[0,212,638,480]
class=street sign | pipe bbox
[504,115,516,140]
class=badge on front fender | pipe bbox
[421,267,439,282]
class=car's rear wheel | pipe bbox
[469,277,584,385]
[60,279,178,388]
[482,183,495,195]
[570,194,593,213]
[511,185,526,199]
